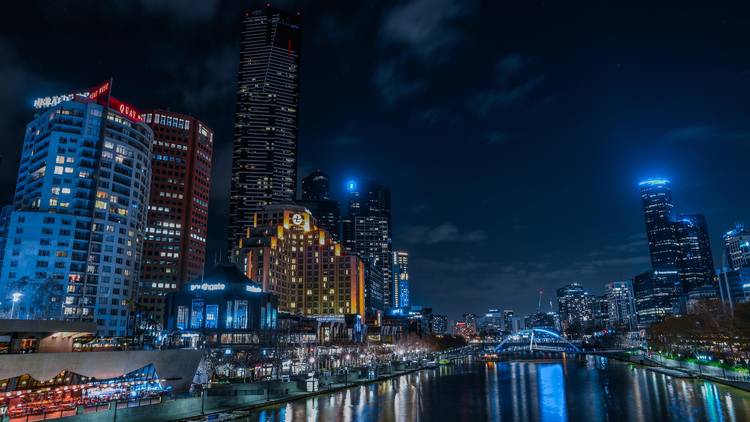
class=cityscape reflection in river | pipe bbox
[247,356,750,421]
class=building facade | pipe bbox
[556,283,593,337]
[605,281,637,330]
[239,205,365,318]
[298,170,340,240]
[228,7,302,252]
[0,86,152,336]
[341,181,392,312]
[639,179,681,275]
[675,214,715,293]
[391,251,410,309]
[724,223,750,271]
[430,314,448,335]
[139,110,213,325]
[633,271,676,327]
[168,264,278,348]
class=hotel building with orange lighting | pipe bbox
[236,204,365,319]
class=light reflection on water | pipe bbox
[245,357,750,421]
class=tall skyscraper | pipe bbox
[605,281,637,330]
[138,110,213,325]
[342,181,392,313]
[298,170,340,240]
[228,6,302,252]
[391,251,410,309]
[723,223,750,271]
[639,179,681,275]
[0,83,152,336]
[675,214,715,292]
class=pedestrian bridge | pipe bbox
[493,328,581,353]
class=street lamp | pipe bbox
[10,292,22,319]
[309,356,316,373]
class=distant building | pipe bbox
[239,205,365,318]
[502,310,514,333]
[139,110,213,327]
[723,223,750,271]
[363,256,385,318]
[633,271,676,327]
[480,308,502,336]
[341,181,392,311]
[0,87,152,336]
[675,214,715,292]
[301,169,330,201]
[430,314,448,334]
[228,6,302,252]
[462,313,478,335]
[527,311,557,331]
[556,283,593,336]
[605,281,637,330]
[590,294,609,330]
[298,169,340,240]
[719,268,750,308]
[391,251,410,309]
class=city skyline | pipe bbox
[1,2,749,321]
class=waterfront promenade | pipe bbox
[41,361,430,422]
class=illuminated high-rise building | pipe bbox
[391,251,409,309]
[633,271,676,327]
[605,281,637,330]
[675,214,715,292]
[228,6,301,252]
[342,181,392,313]
[639,179,681,275]
[138,110,213,325]
[556,282,594,336]
[0,83,152,336]
[239,205,365,318]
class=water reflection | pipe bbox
[247,357,750,421]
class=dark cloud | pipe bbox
[484,130,508,145]
[329,135,362,147]
[373,0,476,106]
[398,223,487,245]
[664,125,750,143]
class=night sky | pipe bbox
[1,1,749,321]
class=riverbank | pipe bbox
[178,365,427,422]
[589,352,750,392]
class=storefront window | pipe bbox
[205,304,218,329]
[233,300,248,329]
[176,306,188,330]
[190,300,204,329]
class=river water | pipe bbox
[244,356,750,421]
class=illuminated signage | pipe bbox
[32,80,142,123]
[33,92,88,109]
[110,97,143,122]
[190,283,226,291]
[246,285,262,293]
[89,81,110,101]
